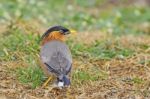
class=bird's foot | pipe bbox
[42,76,52,88]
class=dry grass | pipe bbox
[0,23,150,99]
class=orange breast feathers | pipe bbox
[41,31,65,45]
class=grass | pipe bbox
[0,26,135,88]
[0,18,147,89]
[0,27,40,61]
[16,66,44,89]
[132,77,144,84]
[68,39,134,60]
[72,67,108,86]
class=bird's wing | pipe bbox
[40,40,72,75]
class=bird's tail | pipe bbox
[58,75,70,87]
[63,75,70,86]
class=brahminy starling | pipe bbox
[40,26,73,88]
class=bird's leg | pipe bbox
[42,76,52,88]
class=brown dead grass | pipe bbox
[0,27,150,98]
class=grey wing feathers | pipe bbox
[40,40,72,75]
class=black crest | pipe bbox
[41,26,69,40]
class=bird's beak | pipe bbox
[70,29,77,35]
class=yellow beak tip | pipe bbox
[70,29,77,35]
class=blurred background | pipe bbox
[0,0,149,35]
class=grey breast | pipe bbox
[40,40,72,76]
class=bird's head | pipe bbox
[41,26,76,44]
[42,26,70,39]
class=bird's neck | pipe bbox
[42,31,65,45]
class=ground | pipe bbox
[0,29,150,98]
[0,0,150,99]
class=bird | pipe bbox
[40,26,74,88]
